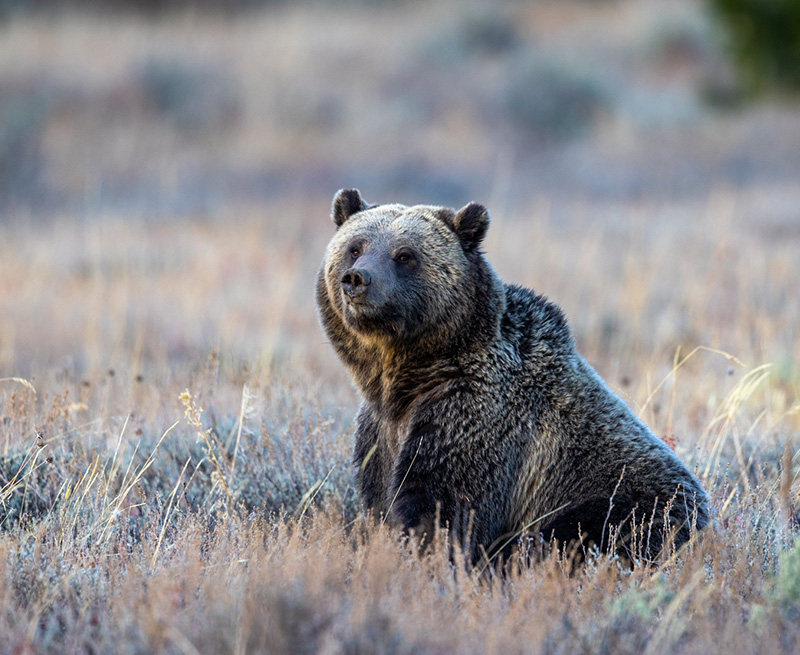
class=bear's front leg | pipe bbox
[353,403,390,515]
[387,431,491,561]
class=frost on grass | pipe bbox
[0,386,358,542]
[2,364,799,655]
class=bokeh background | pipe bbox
[1,3,800,651]
[1,0,799,435]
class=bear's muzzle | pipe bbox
[341,267,372,303]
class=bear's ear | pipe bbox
[452,202,490,251]
[331,189,370,228]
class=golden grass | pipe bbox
[1,2,799,652]
[0,193,798,653]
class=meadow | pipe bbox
[2,0,800,652]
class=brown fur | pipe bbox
[317,189,711,564]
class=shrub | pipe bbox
[136,59,240,131]
[0,0,30,19]
[709,0,800,93]
[0,85,49,204]
[503,56,610,141]
[775,537,800,607]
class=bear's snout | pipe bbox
[341,268,372,301]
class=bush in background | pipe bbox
[504,56,610,141]
[709,0,800,94]
[137,59,240,132]
[0,85,49,204]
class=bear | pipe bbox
[316,188,711,565]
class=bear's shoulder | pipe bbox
[500,284,574,362]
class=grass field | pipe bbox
[2,1,800,653]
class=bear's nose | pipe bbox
[341,268,371,299]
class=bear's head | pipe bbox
[319,189,502,353]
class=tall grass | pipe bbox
[1,2,799,651]
[0,195,798,653]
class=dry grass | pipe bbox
[2,1,800,653]
[1,192,798,654]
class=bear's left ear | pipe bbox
[452,202,490,252]
[331,189,370,228]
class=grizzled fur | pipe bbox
[317,189,711,563]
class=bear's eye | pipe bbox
[349,246,361,259]
[395,250,415,264]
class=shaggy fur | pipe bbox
[317,189,710,563]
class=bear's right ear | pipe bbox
[452,202,490,252]
[331,189,370,228]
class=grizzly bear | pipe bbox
[316,188,710,564]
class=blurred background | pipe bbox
[0,0,798,415]
[3,0,800,213]
[1,3,799,645]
